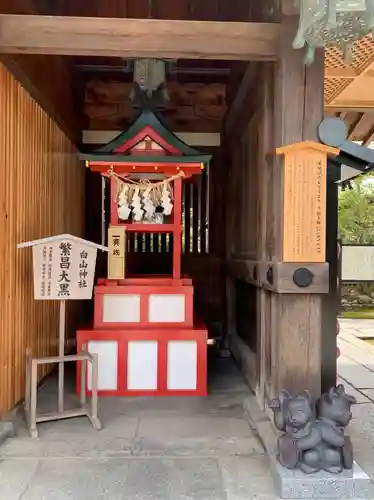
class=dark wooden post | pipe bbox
[268,14,330,399]
[322,163,340,392]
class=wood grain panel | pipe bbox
[1,54,80,144]
[0,63,85,415]
[275,295,322,397]
[0,15,280,61]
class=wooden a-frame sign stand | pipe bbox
[18,234,109,438]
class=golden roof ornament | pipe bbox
[293,0,374,64]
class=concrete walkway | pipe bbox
[338,318,374,404]
[338,319,374,482]
[0,357,280,500]
[2,325,374,499]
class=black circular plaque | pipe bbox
[293,268,314,288]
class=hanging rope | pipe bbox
[107,169,185,222]
[108,169,185,189]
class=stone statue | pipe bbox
[268,385,356,474]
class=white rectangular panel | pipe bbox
[127,341,158,390]
[148,294,185,323]
[167,340,197,390]
[103,294,140,323]
[87,340,118,391]
[341,245,374,281]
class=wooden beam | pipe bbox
[328,100,374,108]
[363,125,374,146]
[348,113,366,140]
[325,106,374,112]
[0,15,280,60]
[325,67,358,79]
[224,63,258,134]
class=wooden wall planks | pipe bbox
[0,0,80,144]
[0,63,85,415]
[1,54,81,144]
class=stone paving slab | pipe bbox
[339,336,374,367]
[0,434,136,459]
[339,319,374,328]
[132,413,264,457]
[18,457,227,500]
[1,403,263,460]
[0,458,39,500]
[338,355,374,389]
[337,377,371,404]
[361,389,374,401]
[338,325,374,390]
[219,455,281,500]
[0,455,286,500]
[339,319,374,339]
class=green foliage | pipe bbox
[338,173,374,244]
[342,309,374,319]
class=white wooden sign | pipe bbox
[18,234,108,300]
[341,245,374,282]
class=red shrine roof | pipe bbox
[79,110,211,175]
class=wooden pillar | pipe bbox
[256,64,274,408]
[321,163,340,392]
[268,14,329,399]
[224,137,240,338]
[172,177,182,280]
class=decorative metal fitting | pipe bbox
[293,267,314,288]
[267,266,274,285]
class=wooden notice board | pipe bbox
[17,234,108,300]
[275,141,339,263]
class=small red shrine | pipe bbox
[77,110,211,397]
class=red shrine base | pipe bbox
[94,279,194,329]
[76,326,208,397]
[77,275,208,397]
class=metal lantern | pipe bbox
[132,59,168,97]
[293,0,374,64]
[129,58,169,108]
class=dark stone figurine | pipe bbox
[268,385,356,474]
